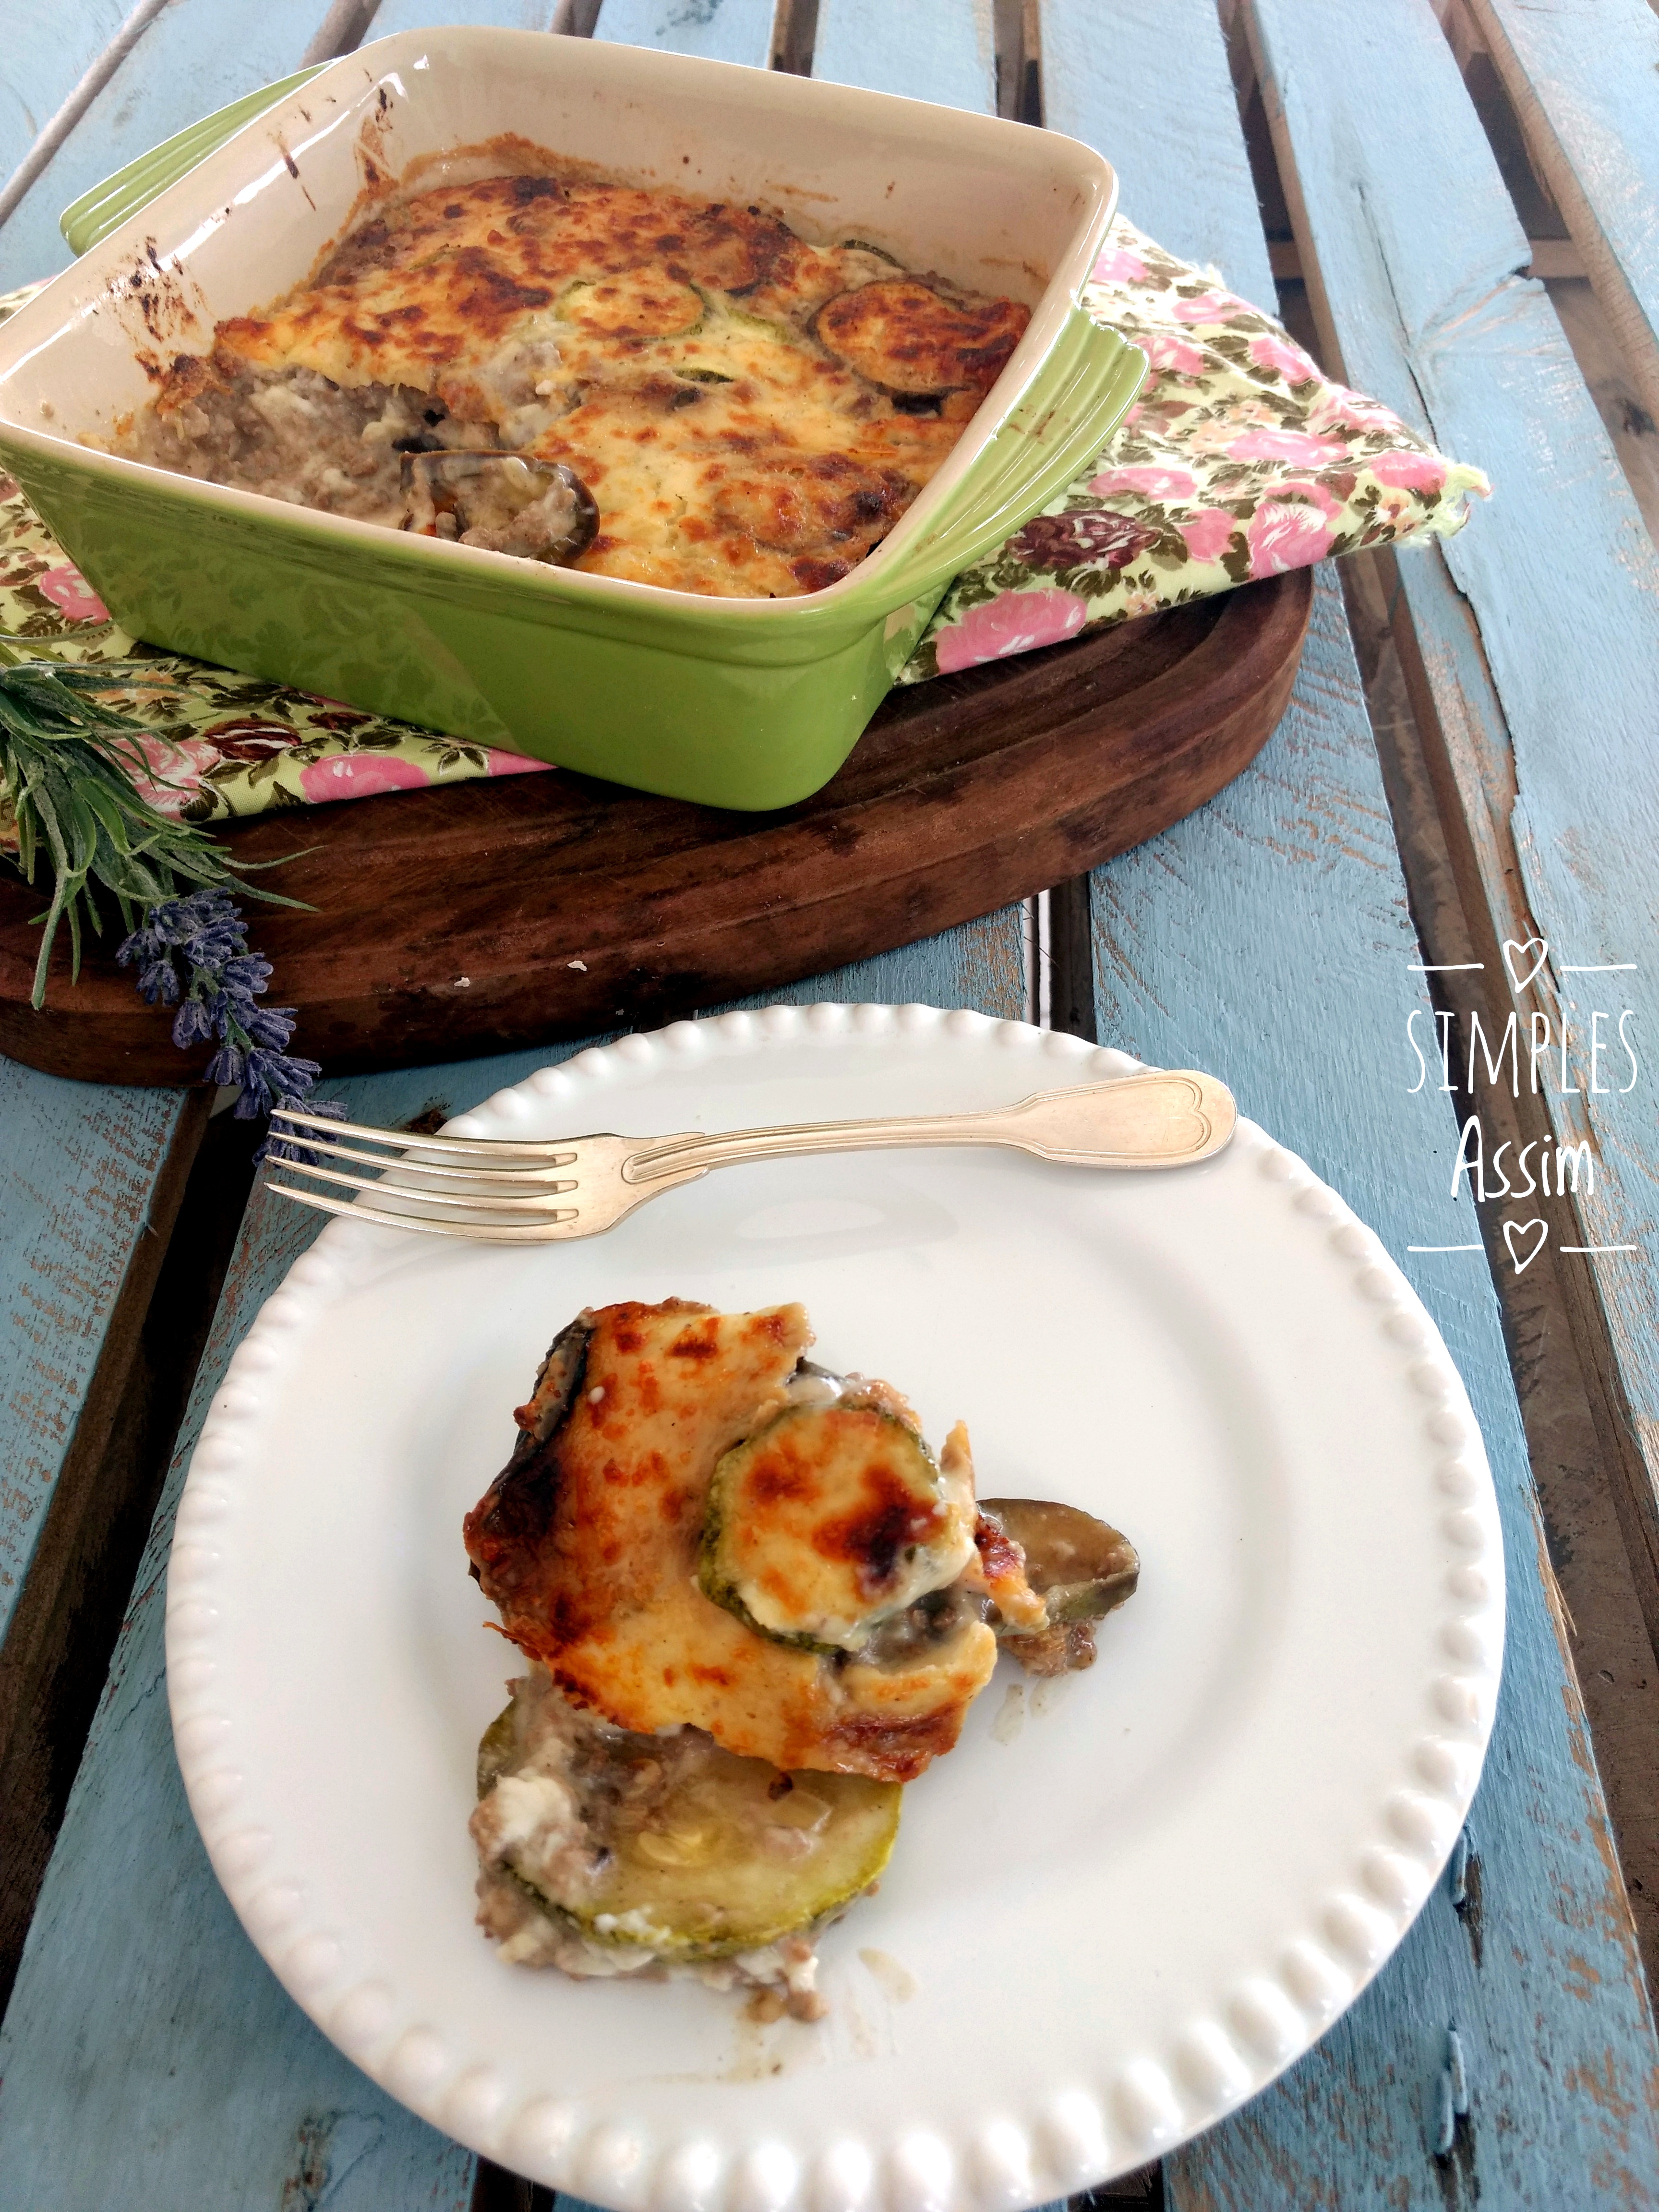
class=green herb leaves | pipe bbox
[0,657,302,1008]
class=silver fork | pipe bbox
[262,1068,1236,1244]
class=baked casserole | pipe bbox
[116,161,1031,600]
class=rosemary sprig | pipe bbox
[0,654,304,1008]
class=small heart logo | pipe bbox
[1503,937,1549,994]
[1503,1218,1548,1274]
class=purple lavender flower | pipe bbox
[137,958,182,1007]
[238,1046,323,1118]
[258,1094,349,1167]
[245,1003,299,1050]
[221,952,274,999]
[116,890,332,1149]
[170,997,216,1049]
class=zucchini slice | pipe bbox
[699,1401,976,1653]
[559,270,702,338]
[473,1671,901,1959]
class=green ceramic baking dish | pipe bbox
[0,31,1143,811]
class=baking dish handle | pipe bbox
[862,309,1148,610]
[60,66,328,256]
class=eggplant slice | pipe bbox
[979,1497,1141,1624]
[978,1496,1140,1676]
[813,277,1029,397]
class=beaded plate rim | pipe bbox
[165,1004,1505,2208]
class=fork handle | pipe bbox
[622,1070,1235,1183]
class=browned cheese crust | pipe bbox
[463,1298,998,1781]
[132,172,1030,598]
[813,279,1029,396]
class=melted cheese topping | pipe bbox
[465,1299,999,1782]
[143,170,1028,598]
[709,1401,977,1650]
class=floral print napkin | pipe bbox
[902,217,1487,681]
[0,214,1486,825]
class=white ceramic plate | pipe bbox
[167,1005,1503,2209]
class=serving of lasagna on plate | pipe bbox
[112,155,1031,597]
[463,1297,1137,2018]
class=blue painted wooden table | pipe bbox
[3,2,1659,2206]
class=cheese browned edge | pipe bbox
[463,1298,1000,1782]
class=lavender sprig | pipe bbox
[118,889,345,1159]
[0,657,304,1007]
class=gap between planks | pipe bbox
[1236,1,1659,546]
[1232,0,1659,1990]
[0,1094,264,2015]
[1459,0,1659,441]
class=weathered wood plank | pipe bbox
[1245,0,1659,1756]
[0,1061,515,2212]
[1545,275,1659,549]
[1041,0,1270,289]
[1042,0,1659,2204]
[0,1060,193,1644]
[0,1,132,207]
[0,0,339,292]
[0,910,1025,2209]
[366,1,561,36]
[0,1052,202,2010]
[1464,0,1659,439]
[809,0,996,114]
[1108,580,1659,2212]
[593,0,777,67]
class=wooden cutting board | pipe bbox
[0,569,1311,1084]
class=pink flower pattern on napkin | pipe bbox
[1178,508,1238,564]
[483,745,553,777]
[1248,332,1320,384]
[1247,493,1336,576]
[1226,427,1347,466]
[1370,449,1448,492]
[36,563,109,623]
[1171,289,1250,324]
[911,215,1488,682]
[1136,329,1207,378]
[130,731,227,816]
[1091,242,1149,284]
[298,752,436,802]
[1088,462,1200,502]
[934,588,1089,672]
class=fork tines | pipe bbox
[261,1181,578,1241]
[268,1101,572,1165]
[263,1104,582,1239]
